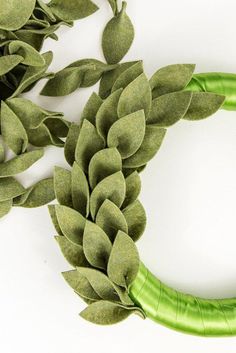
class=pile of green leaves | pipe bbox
[0,0,99,217]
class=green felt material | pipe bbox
[48,0,98,21]
[0,0,36,31]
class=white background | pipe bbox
[1,0,236,351]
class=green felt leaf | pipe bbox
[113,284,134,305]
[96,199,128,242]
[0,177,25,202]
[75,120,104,173]
[0,55,23,75]
[62,270,100,300]
[123,200,146,242]
[88,148,122,190]
[0,149,44,177]
[102,1,134,64]
[117,73,151,118]
[90,171,126,219]
[0,0,36,30]
[64,123,80,166]
[48,205,62,235]
[49,0,98,21]
[148,91,193,127]
[54,166,72,207]
[37,0,56,21]
[107,0,118,15]
[27,124,64,147]
[96,89,122,139]
[77,267,120,301]
[112,61,143,92]
[123,171,141,208]
[183,92,225,120]
[8,40,45,66]
[150,64,196,98]
[1,101,28,155]
[0,144,4,163]
[108,110,146,158]
[123,126,166,168]
[55,236,89,267]
[83,220,112,270]
[0,199,12,218]
[55,205,85,245]
[81,92,103,125]
[71,162,89,217]
[107,230,139,287]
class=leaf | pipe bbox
[150,64,196,98]
[108,110,146,158]
[96,199,128,242]
[75,120,104,173]
[148,91,192,126]
[183,92,225,120]
[102,1,134,64]
[122,171,141,208]
[0,200,12,218]
[0,149,44,177]
[0,55,23,75]
[107,0,118,15]
[117,73,151,118]
[71,162,89,217]
[55,205,85,245]
[123,200,146,241]
[54,166,72,207]
[0,143,4,163]
[1,101,28,155]
[107,230,139,287]
[81,92,103,125]
[0,0,36,30]
[48,205,62,235]
[8,40,45,66]
[123,126,166,168]
[88,148,122,189]
[83,221,112,270]
[55,236,89,267]
[90,171,126,219]
[112,61,143,92]
[27,124,64,147]
[0,177,25,202]
[96,89,122,139]
[62,270,100,300]
[49,0,98,21]
[64,123,80,166]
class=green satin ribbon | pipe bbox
[185,72,236,110]
[129,262,236,336]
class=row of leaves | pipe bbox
[50,49,225,324]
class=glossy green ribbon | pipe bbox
[185,72,236,110]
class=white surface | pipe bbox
[1,0,236,352]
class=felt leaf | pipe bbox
[71,162,89,217]
[183,92,225,120]
[122,171,141,208]
[99,61,138,99]
[108,230,139,287]
[148,91,193,126]
[96,89,122,139]
[0,0,36,30]
[55,205,85,245]
[123,126,166,168]
[8,40,45,66]
[83,221,112,270]
[0,177,25,202]
[62,270,100,300]
[117,73,152,118]
[80,301,138,325]
[107,0,118,15]
[0,55,23,75]
[107,110,146,158]
[90,171,126,219]
[0,143,4,163]
[1,101,28,155]
[123,200,146,241]
[37,0,56,21]
[27,124,64,147]
[49,0,98,21]
[96,199,128,242]
[48,205,62,235]
[102,1,134,64]
[81,92,103,125]
[150,64,196,98]
[75,120,104,173]
[88,148,122,189]
[113,284,134,305]
[112,61,143,92]
[64,123,80,166]
[54,166,72,207]
[0,149,44,177]
[55,236,89,267]
[0,200,12,218]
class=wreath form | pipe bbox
[50,60,236,336]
